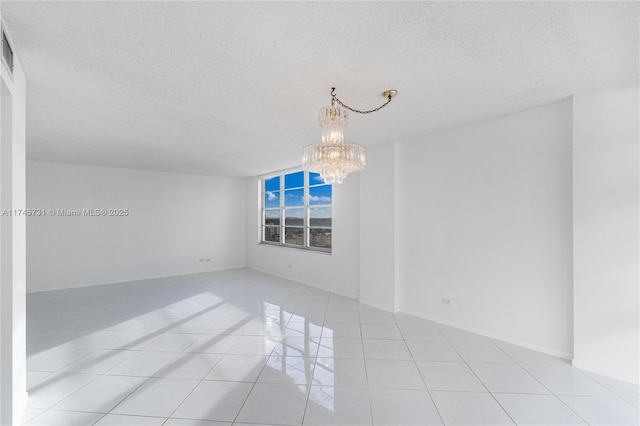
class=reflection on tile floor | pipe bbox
[25,268,639,425]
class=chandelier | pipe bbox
[302,87,397,184]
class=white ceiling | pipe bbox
[2,1,638,177]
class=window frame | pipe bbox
[260,168,332,253]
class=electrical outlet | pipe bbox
[287,264,292,269]
[199,258,205,262]
[206,258,211,262]
[441,297,452,305]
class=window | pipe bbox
[261,170,332,252]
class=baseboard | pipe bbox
[572,359,640,386]
[246,266,359,300]
[27,265,247,294]
[358,298,396,313]
[401,308,573,360]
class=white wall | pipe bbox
[0,20,27,425]
[359,142,398,311]
[245,173,360,299]
[397,100,574,358]
[572,82,639,384]
[26,161,246,292]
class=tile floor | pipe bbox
[24,268,639,425]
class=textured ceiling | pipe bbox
[2,1,638,177]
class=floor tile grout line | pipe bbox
[162,362,232,424]
[86,375,152,425]
[501,346,603,425]
[228,342,280,424]
[357,299,375,426]
[91,410,164,426]
[514,366,592,424]
[359,328,376,426]
[27,363,120,413]
[573,368,640,402]
[432,323,518,425]
[299,379,315,425]
[26,408,147,426]
[583,372,634,398]
[298,285,330,426]
[393,312,446,426]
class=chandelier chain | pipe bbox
[333,95,393,114]
[330,87,393,114]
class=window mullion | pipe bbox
[280,173,284,245]
[304,172,309,247]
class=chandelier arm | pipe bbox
[332,95,393,115]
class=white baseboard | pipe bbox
[358,298,396,313]
[401,308,573,360]
[246,266,359,300]
[27,265,247,294]
[572,359,640,386]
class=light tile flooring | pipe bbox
[24,269,639,426]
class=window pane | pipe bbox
[310,228,332,249]
[309,207,331,228]
[309,172,325,185]
[263,226,280,243]
[265,210,280,226]
[309,185,332,205]
[284,227,304,245]
[284,188,304,207]
[264,190,280,208]
[285,208,304,226]
[265,176,280,192]
[285,171,304,189]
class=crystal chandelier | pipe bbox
[302,87,397,184]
